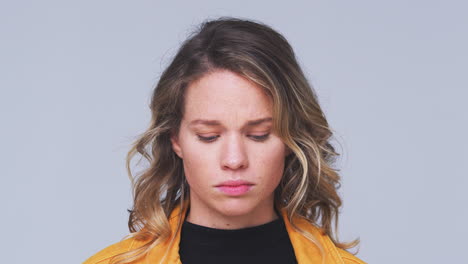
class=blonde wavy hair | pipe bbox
[109,16,359,264]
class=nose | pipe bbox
[220,133,249,170]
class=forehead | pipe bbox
[183,70,273,122]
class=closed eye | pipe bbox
[197,134,270,143]
[250,134,270,141]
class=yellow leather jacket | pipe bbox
[84,205,366,264]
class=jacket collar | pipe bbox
[145,204,344,264]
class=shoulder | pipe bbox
[336,248,367,264]
[83,237,142,264]
[292,216,367,264]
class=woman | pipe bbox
[84,17,366,264]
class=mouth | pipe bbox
[215,180,254,196]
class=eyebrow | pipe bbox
[189,117,273,128]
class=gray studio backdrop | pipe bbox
[1,1,467,263]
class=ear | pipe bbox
[170,131,183,159]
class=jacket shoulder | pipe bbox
[336,248,367,264]
[83,237,141,264]
[290,215,366,264]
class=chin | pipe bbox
[215,199,258,217]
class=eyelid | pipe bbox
[197,133,270,143]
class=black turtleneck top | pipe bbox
[178,216,298,264]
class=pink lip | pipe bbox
[215,180,254,196]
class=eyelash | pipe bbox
[197,134,270,143]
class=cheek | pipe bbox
[254,140,286,188]
[182,154,209,180]
[179,139,215,187]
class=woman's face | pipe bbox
[171,69,288,228]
